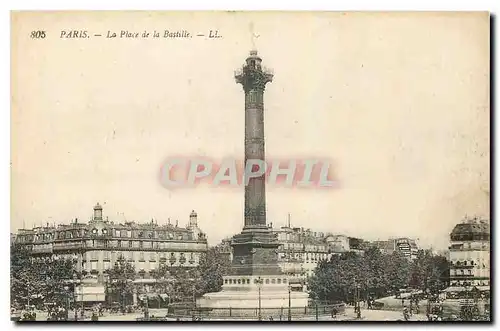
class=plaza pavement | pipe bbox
[29,307,427,321]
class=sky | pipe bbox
[11,12,490,249]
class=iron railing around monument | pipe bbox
[167,302,346,320]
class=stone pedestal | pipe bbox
[198,275,309,309]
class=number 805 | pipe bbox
[30,31,46,39]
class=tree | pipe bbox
[11,245,41,308]
[385,250,411,294]
[409,250,449,292]
[108,256,136,311]
[11,244,77,309]
[309,251,367,304]
[309,247,413,304]
[197,247,231,295]
[150,262,172,295]
[40,256,78,306]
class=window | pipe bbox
[265,279,270,284]
[128,241,133,248]
[238,279,241,284]
[271,279,276,284]
[278,279,282,284]
[139,252,145,261]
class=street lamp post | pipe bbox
[26,282,30,310]
[256,277,263,321]
[73,273,78,321]
[191,282,196,321]
[63,285,70,321]
[353,281,361,319]
[288,284,292,321]
[426,288,431,320]
[142,283,149,320]
[193,284,196,308]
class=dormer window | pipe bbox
[91,228,98,235]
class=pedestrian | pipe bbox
[355,305,361,319]
[403,307,409,321]
[331,307,338,319]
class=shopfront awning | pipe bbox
[444,287,463,293]
[444,286,490,293]
[139,293,160,301]
[132,279,157,284]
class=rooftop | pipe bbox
[450,216,490,241]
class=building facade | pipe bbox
[272,226,332,280]
[14,203,208,284]
[372,237,419,260]
[448,217,490,287]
